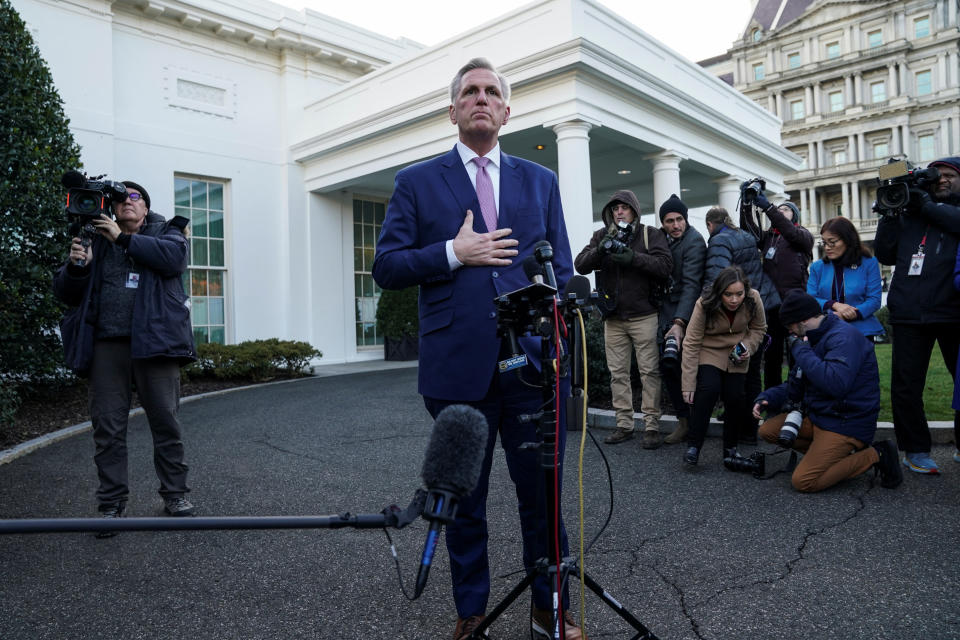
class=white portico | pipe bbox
[292,0,799,362]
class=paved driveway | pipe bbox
[0,367,957,639]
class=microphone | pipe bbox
[415,404,488,598]
[561,274,591,306]
[61,170,86,189]
[533,240,558,292]
[523,255,544,285]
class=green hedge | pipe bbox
[185,339,322,382]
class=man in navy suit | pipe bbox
[373,58,582,640]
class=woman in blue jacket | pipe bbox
[807,216,883,339]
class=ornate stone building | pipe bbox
[711,0,959,242]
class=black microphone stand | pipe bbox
[478,286,659,640]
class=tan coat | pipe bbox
[680,288,767,393]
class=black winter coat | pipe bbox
[757,206,814,296]
[875,192,960,324]
[658,225,706,335]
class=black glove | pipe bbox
[753,191,772,210]
[907,188,932,214]
[609,248,634,265]
[785,334,801,351]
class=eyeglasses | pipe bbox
[819,238,842,248]
[127,193,144,201]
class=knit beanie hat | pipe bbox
[779,291,822,326]
[780,201,800,223]
[658,193,688,222]
[122,180,151,210]
[928,157,960,176]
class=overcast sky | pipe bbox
[290,0,755,63]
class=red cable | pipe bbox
[551,298,563,622]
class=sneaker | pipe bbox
[683,446,700,466]
[163,496,196,517]
[532,608,585,640]
[902,452,940,475]
[604,428,634,444]
[96,502,126,539]
[453,615,487,640]
[641,429,661,449]
[872,440,903,488]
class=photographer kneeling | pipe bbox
[53,180,197,528]
[753,291,902,492]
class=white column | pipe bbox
[854,73,863,105]
[715,176,742,214]
[939,53,949,89]
[899,59,909,95]
[816,140,824,169]
[953,115,960,155]
[888,64,899,97]
[552,120,596,257]
[647,151,686,221]
[853,181,863,222]
[776,92,784,117]
[841,182,850,218]
[942,118,951,156]
[950,0,958,29]
[804,85,814,115]
[800,188,809,227]
[813,83,822,114]
[808,141,817,169]
[902,122,912,157]
[767,93,776,114]
[857,132,866,164]
[809,187,819,227]
[892,125,902,156]
[848,134,856,164]
[844,75,854,107]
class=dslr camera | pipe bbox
[599,221,633,255]
[661,334,680,369]
[740,177,767,206]
[723,450,766,478]
[62,171,128,220]
[874,159,940,217]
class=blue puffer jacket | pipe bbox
[757,314,879,445]
[53,212,196,368]
[807,256,884,337]
[703,225,781,311]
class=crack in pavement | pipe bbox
[253,432,426,461]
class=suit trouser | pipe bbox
[759,415,878,492]
[424,373,570,619]
[88,339,189,506]
[604,314,661,431]
[890,322,960,453]
[686,364,743,451]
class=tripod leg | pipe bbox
[468,572,537,639]
[580,570,661,640]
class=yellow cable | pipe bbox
[575,309,588,630]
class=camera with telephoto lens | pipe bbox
[740,177,767,206]
[874,159,940,217]
[62,171,129,220]
[723,450,766,478]
[599,221,633,255]
[661,334,680,368]
[778,401,804,448]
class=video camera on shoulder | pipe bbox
[599,220,633,256]
[874,158,939,217]
[62,170,128,220]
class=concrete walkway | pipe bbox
[0,362,957,639]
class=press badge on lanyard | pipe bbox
[126,271,141,288]
[908,231,928,276]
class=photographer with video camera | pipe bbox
[753,292,902,492]
[53,178,197,529]
[656,194,706,445]
[739,180,814,389]
[575,189,673,448]
[874,156,960,475]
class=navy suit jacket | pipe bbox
[372,146,573,401]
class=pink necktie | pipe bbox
[473,156,498,232]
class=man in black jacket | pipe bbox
[575,190,673,447]
[741,194,814,389]
[657,195,706,444]
[875,156,960,475]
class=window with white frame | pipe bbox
[825,42,841,59]
[790,99,805,120]
[916,70,932,96]
[175,176,227,345]
[787,52,801,69]
[867,29,883,48]
[832,149,847,166]
[353,197,385,348]
[873,141,889,159]
[871,81,886,103]
[829,91,844,112]
[917,134,936,161]
[914,16,930,38]
[753,62,765,81]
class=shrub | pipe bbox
[375,287,419,338]
[0,0,82,416]
[185,339,322,382]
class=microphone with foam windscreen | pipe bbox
[414,404,488,598]
[61,170,87,189]
[523,255,544,285]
